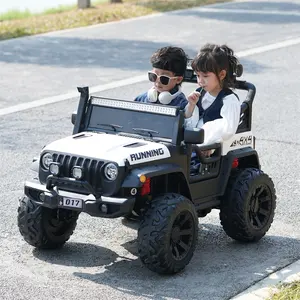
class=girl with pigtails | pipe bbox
[185,43,243,152]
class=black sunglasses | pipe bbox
[148,71,178,85]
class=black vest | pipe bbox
[196,88,236,124]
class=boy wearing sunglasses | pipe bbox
[134,46,188,109]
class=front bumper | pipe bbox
[24,180,135,218]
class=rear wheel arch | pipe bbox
[225,148,260,169]
[219,149,260,195]
[238,154,260,169]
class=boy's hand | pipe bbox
[187,91,201,106]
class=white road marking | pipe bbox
[0,75,146,117]
[237,38,300,58]
[1,37,300,117]
[198,7,300,17]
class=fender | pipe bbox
[222,147,260,170]
[218,147,260,195]
[30,157,39,173]
[122,163,187,188]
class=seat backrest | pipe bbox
[236,102,250,133]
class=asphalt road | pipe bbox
[0,1,300,299]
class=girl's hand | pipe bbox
[188,91,201,106]
[185,91,200,118]
[200,150,213,157]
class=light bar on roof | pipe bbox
[91,97,178,116]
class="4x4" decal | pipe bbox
[230,136,252,147]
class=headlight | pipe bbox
[41,153,53,170]
[104,163,118,181]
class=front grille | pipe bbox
[52,153,104,192]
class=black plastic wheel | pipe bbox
[138,193,198,274]
[18,196,79,249]
[220,168,276,242]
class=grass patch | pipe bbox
[0,0,228,40]
[127,0,225,12]
[43,5,79,15]
[0,9,33,21]
[0,0,109,21]
[269,281,300,300]
[43,0,109,15]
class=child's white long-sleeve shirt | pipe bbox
[185,92,241,145]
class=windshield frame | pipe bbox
[82,96,184,145]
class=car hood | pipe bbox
[43,132,171,166]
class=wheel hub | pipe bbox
[249,185,272,229]
[171,226,181,243]
[170,211,195,261]
[250,197,260,213]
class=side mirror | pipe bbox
[71,111,77,125]
[184,128,204,144]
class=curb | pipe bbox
[0,1,233,43]
[231,259,300,299]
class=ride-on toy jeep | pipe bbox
[18,69,276,274]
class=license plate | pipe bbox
[62,197,83,209]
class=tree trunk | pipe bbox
[77,0,91,9]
